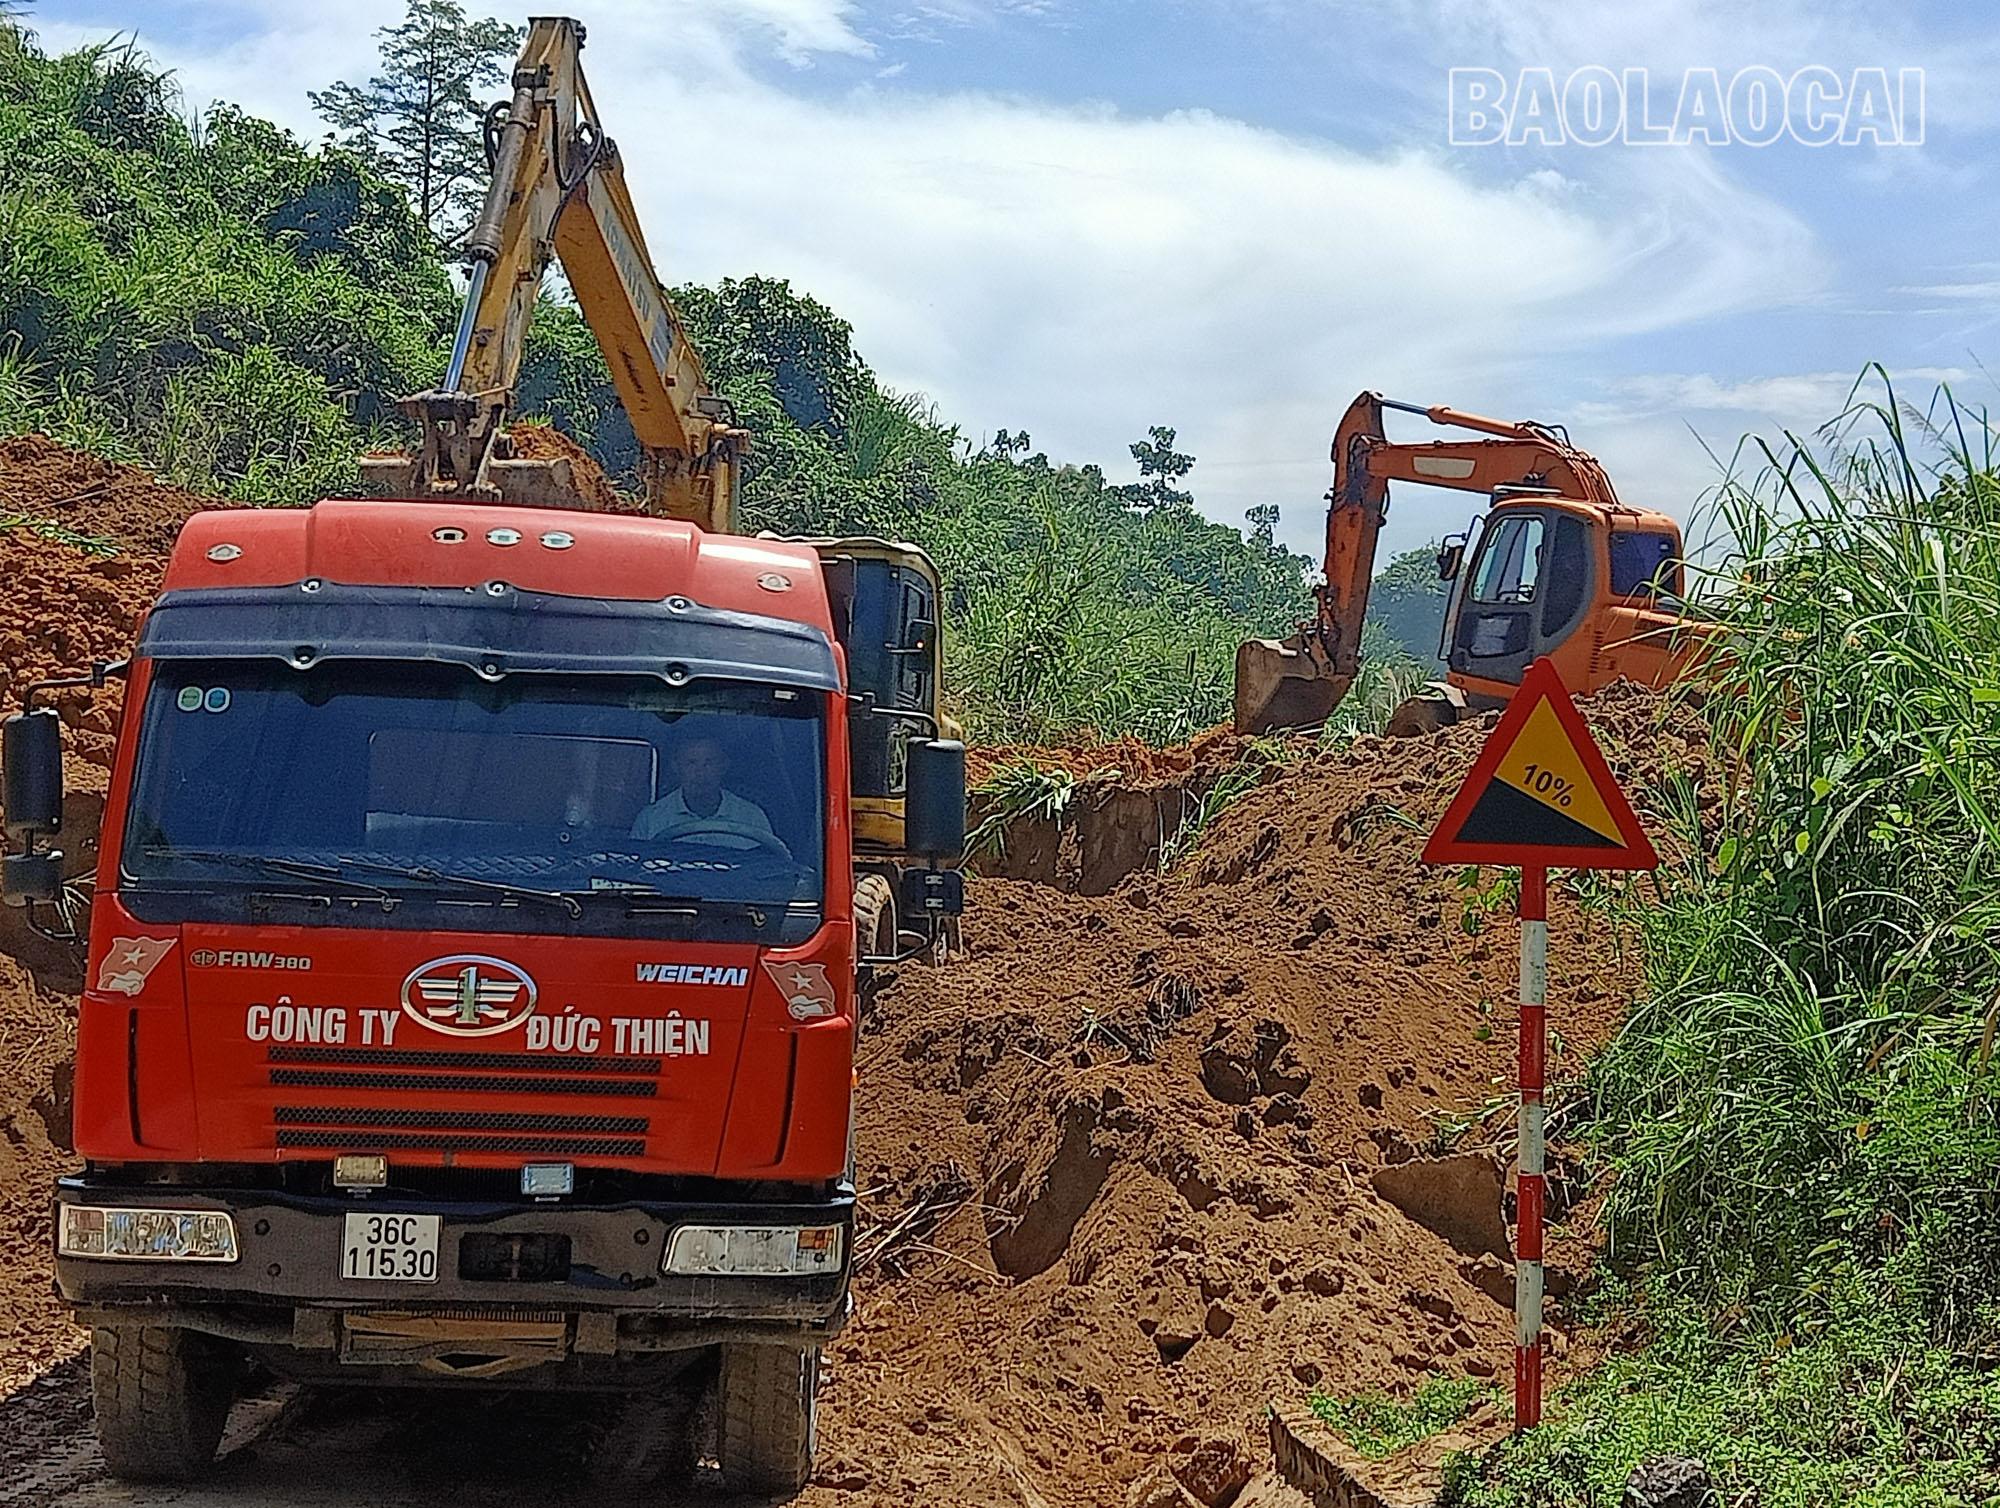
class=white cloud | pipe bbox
[1581,367,1974,421]
[1889,280,2000,304]
[35,0,1841,567]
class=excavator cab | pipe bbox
[1445,498,1586,697]
[1436,498,1690,716]
[808,537,954,854]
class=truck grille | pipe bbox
[273,1107,646,1134]
[269,1069,657,1098]
[268,1047,662,1074]
[263,1048,657,1158]
[276,1129,646,1157]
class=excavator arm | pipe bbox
[361,17,747,527]
[1234,392,1621,732]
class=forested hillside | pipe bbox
[0,17,1318,745]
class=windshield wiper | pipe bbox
[572,888,823,926]
[139,849,400,905]
[335,856,583,919]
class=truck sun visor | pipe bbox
[136,582,841,690]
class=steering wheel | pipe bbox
[646,819,795,863]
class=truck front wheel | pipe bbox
[90,1324,239,1482]
[718,1343,819,1496]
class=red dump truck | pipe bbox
[1,501,964,1492]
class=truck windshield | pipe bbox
[120,662,826,941]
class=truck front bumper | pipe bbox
[54,1175,852,1352]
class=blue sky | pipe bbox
[26,0,1999,563]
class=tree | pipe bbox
[1126,424,1194,510]
[1368,542,1451,664]
[309,1,521,248]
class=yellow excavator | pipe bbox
[360,14,948,927]
[358,17,745,521]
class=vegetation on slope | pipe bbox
[1444,375,2000,1506]
[0,32,457,503]
[0,15,1324,744]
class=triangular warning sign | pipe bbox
[1422,659,1658,871]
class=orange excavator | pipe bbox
[1234,391,1701,734]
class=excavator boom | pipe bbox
[361,17,746,525]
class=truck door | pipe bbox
[1446,506,1596,690]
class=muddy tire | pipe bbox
[90,1324,239,1482]
[853,872,896,958]
[718,1343,819,1496]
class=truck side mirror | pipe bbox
[1436,536,1467,582]
[3,851,61,906]
[3,710,65,907]
[904,737,965,860]
[3,709,63,837]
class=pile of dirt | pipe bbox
[505,422,631,510]
[814,685,1709,1506]
[0,528,162,786]
[968,725,1257,790]
[0,952,82,1396]
[0,444,187,1398]
[0,434,233,556]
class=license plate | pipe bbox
[340,1212,441,1282]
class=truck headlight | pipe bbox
[59,1206,240,1263]
[663,1224,842,1276]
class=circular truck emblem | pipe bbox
[400,954,539,1037]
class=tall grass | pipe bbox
[1593,373,2000,1325]
[1455,372,2000,1505]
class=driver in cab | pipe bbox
[631,734,774,850]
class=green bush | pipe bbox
[0,23,451,505]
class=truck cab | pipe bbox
[3,499,963,1492]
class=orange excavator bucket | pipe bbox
[1232,632,1353,733]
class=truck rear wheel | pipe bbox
[718,1343,819,1496]
[90,1324,239,1482]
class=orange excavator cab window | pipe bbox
[1610,529,1681,598]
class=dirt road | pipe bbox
[3,1364,732,1508]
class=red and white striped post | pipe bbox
[1514,865,1548,1429]
[1421,661,1659,1430]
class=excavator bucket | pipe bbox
[1232,634,1355,734]
[355,454,598,510]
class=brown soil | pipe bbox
[0,952,81,1395]
[504,422,631,510]
[0,434,235,556]
[813,684,1710,1506]
[0,437,1714,1506]
[968,724,1260,789]
[0,442,181,1396]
